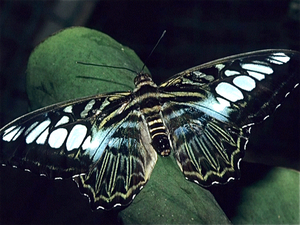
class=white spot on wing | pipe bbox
[26,119,51,144]
[48,128,68,148]
[242,123,255,128]
[3,126,24,142]
[233,75,256,91]
[66,124,87,151]
[247,71,265,81]
[215,82,244,102]
[55,116,69,127]
[82,135,91,150]
[215,64,225,71]
[244,139,249,150]
[36,128,49,144]
[275,104,281,110]
[72,173,85,179]
[224,70,240,76]
[63,106,73,113]
[217,96,231,105]
[237,158,242,170]
[268,53,290,64]
[80,99,95,118]
[25,122,39,135]
[266,58,283,65]
[241,63,273,74]
[227,177,235,182]
[214,97,231,110]
[3,125,17,135]
[113,203,122,208]
[193,71,202,76]
[117,102,128,114]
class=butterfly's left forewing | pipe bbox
[159,49,299,186]
[0,91,157,210]
[1,96,101,177]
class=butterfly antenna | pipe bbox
[140,30,166,72]
[77,30,166,74]
[76,62,137,74]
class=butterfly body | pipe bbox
[0,49,299,210]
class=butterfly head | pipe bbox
[134,73,157,88]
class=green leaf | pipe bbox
[121,157,231,224]
[26,26,148,110]
[26,27,231,224]
[232,167,300,224]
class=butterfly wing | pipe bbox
[159,49,300,186]
[0,92,157,210]
[162,104,245,186]
[73,110,157,210]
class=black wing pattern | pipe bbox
[0,49,299,210]
[159,49,299,186]
[0,92,157,210]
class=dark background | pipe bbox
[0,1,299,224]
[1,0,299,126]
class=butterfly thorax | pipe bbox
[133,73,171,156]
[134,73,157,89]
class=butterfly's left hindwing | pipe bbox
[73,111,157,210]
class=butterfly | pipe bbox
[0,49,299,210]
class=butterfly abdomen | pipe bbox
[137,96,171,156]
[146,114,170,156]
[141,104,170,156]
